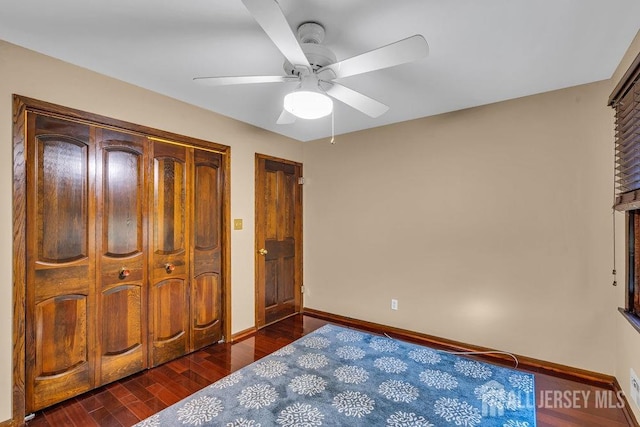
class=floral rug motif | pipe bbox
[135,324,536,426]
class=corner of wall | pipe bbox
[611,28,640,424]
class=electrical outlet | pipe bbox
[391,299,398,310]
[631,368,640,409]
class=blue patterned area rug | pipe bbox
[135,324,536,426]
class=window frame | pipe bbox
[627,211,640,317]
[611,49,640,327]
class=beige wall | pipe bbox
[304,78,618,372]
[617,316,640,420]
[0,40,303,423]
[304,29,640,421]
[612,30,640,422]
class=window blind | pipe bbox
[611,51,640,211]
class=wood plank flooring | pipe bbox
[25,314,635,426]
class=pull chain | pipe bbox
[330,108,335,144]
[613,206,617,286]
[612,144,618,287]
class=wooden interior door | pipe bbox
[25,113,95,412]
[255,155,302,328]
[95,129,148,384]
[191,149,224,350]
[149,141,190,366]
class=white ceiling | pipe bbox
[1,0,638,142]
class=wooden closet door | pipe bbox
[95,129,148,384]
[191,149,223,350]
[149,141,190,366]
[25,114,95,412]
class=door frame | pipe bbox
[11,95,232,423]
[254,153,303,328]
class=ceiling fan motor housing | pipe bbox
[283,22,336,76]
[297,22,325,44]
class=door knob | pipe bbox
[165,263,175,273]
[119,267,130,280]
[258,248,268,256]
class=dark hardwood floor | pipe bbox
[25,314,635,427]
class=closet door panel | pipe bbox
[150,142,190,366]
[193,157,219,252]
[191,150,223,350]
[37,137,88,262]
[101,285,142,346]
[26,114,95,412]
[36,296,87,374]
[104,149,143,256]
[31,295,90,410]
[192,273,221,349]
[154,156,186,255]
[152,278,188,363]
[95,129,147,384]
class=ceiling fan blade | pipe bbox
[193,75,298,86]
[324,82,389,118]
[242,0,311,70]
[277,109,296,125]
[319,35,429,80]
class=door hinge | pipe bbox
[301,285,305,294]
[298,177,305,185]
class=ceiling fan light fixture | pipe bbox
[283,90,333,119]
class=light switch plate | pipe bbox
[233,219,243,230]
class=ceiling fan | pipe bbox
[194,0,429,124]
